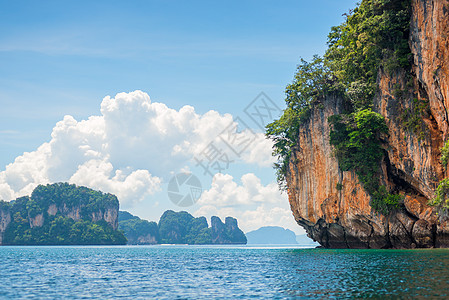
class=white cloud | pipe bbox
[241,133,275,167]
[197,173,282,207]
[0,143,51,200]
[68,159,161,208]
[0,90,274,208]
[195,173,305,235]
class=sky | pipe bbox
[0,0,358,235]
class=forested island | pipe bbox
[119,210,247,245]
[0,183,126,245]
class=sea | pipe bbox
[1,245,448,299]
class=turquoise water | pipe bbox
[1,245,449,299]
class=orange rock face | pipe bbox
[288,0,449,248]
[411,0,449,136]
[287,96,390,248]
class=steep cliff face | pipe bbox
[288,0,449,248]
[0,206,10,245]
[410,0,449,136]
[28,200,118,230]
[287,96,391,248]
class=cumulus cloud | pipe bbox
[197,173,282,207]
[0,90,274,207]
[68,159,161,207]
[0,143,51,201]
[241,133,275,167]
[195,173,304,234]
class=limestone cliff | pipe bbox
[211,216,247,244]
[287,0,449,248]
[0,204,10,245]
[118,211,160,245]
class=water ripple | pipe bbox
[0,246,449,298]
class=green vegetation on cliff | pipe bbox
[158,210,212,244]
[430,179,449,209]
[441,140,449,170]
[4,214,125,245]
[210,216,247,244]
[30,182,118,219]
[325,0,411,106]
[329,110,388,187]
[1,183,126,245]
[430,141,449,210]
[267,0,411,214]
[329,109,402,213]
[118,211,160,244]
[266,56,340,189]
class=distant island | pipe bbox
[119,210,247,245]
[0,183,126,245]
[0,182,247,246]
[246,226,298,245]
[245,226,318,246]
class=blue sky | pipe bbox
[0,0,358,233]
